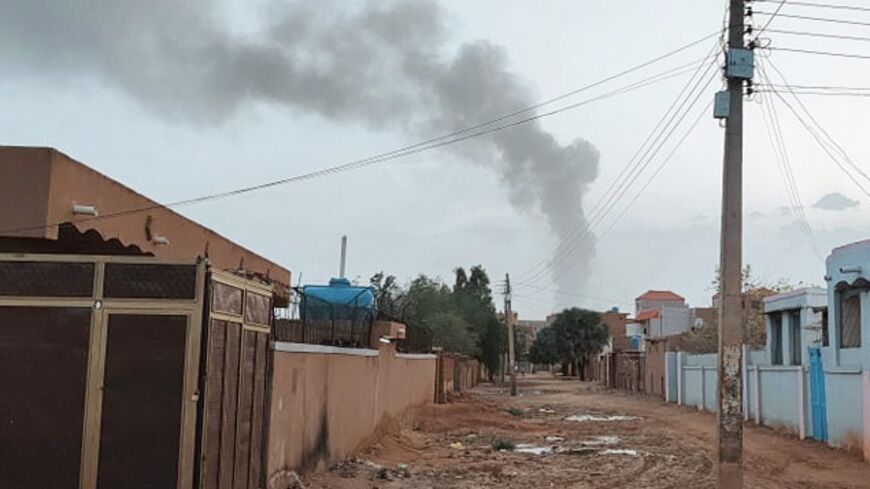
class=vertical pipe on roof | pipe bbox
[339,235,348,278]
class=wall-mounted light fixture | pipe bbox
[72,204,98,216]
[152,236,170,246]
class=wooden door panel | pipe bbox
[0,307,91,489]
[97,313,188,489]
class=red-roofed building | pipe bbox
[635,309,660,322]
[637,290,685,301]
[636,290,686,310]
[632,290,691,338]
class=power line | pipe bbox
[517,62,720,289]
[761,56,870,200]
[768,46,870,60]
[773,89,870,199]
[513,41,723,287]
[517,69,717,294]
[594,98,714,246]
[757,0,870,13]
[756,83,870,91]
[754,59,824,260]
[755,89,870,96]
[521,96,714,299]
[764,54,870,186]
[515,284,632,307]
[0,49,717,236]
[755,0,789,36]
[754,11,870,28]
[764,28,870,42]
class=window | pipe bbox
[790,310,802,365]
[770,313,783,365]
[840,291,861,349]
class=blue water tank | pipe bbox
[301,278,375,321]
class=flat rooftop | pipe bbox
[0,145,290,297]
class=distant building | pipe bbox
[632,290,692,338]
[763,287,827,366]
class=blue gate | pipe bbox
[809,347,828,442]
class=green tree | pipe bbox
[529,326,559,365]
[452,265,503,379]
[401,275,453,324]
[425,311,480,357]
[370,271,401,316]
[551,308,608,380]
[372,266,503,377]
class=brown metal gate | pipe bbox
[0,254,205,489]
[198,270,272,489]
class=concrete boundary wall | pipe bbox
[435,353,482,403]
[266,341,436,477]
[669,348,864,450]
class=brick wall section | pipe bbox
[434,353,481,403]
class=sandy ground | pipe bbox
[301,374,870,488]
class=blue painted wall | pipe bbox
[825,371,863,446]
[666,352,678,403]
[757,368,801,429]
[682,367,703,407]
[669,352,820,436]
[704,368,718,411]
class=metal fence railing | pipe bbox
[396,321,434,354]
[272,291,434,353]
[274,292,374,348]
[376,309,433,354]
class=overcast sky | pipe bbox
[2,0,869,319]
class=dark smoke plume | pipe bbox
[0,0,599,301]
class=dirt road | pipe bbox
[302,375,870,488]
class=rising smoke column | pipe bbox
[0,0,599,299]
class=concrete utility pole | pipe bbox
[504,274,517,397]
[717,0,747,487]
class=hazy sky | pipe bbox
[2,0,869,319]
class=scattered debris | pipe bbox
[492,438,516,451]
[449,441,465,450]
[565,414,641,422]
[558,447,599,456]
[331,459,359,478]
[538,408,556,414]
[579,435,620,445]
[267,470,305,489]
[376,467,393,480]
[514,444,553,455]
[601,448,640,456]
[544,435,565,442]
[507,407,527,418]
